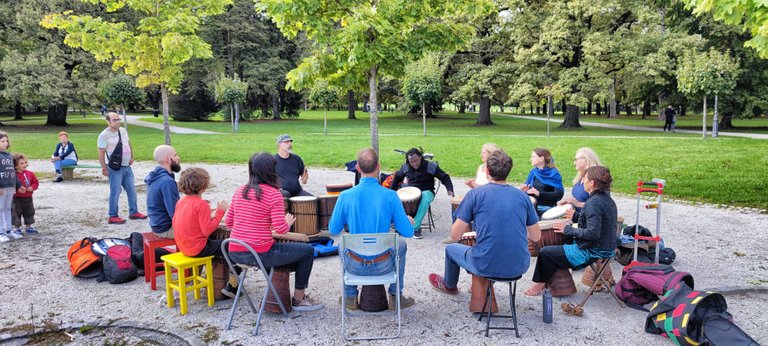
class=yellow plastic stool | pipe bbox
[161,252,215,315]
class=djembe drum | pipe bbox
[358,285,389,312]
[317,194,338,230]
[528,220,567,257]
[290,196,319,236]
[326,183,352,195]
[264,267,293,313]
[458,232,498,313]
[211,225,231,300]
[548,268,577,297]
[397,187,421,217]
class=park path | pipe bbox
[497,113,768,139]
[124,115,219,134]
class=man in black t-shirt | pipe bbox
[275,134,313,197]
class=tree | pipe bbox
[213,74,248,134]
[100,75,144,130]
[308,80,341,135]
[683,0,768,59]
[258,0,494,153]
[403,55,443,136]
[676,48,739,138]
[42,0,231,145]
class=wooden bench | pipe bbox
[61,164,102,180]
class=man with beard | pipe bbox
[145,145,181,238]
[274,134,312,197]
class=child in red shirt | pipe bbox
[12,154,39,236]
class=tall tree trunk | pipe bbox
[560,100,566,115]
[626,103,632,116]
[425,102,435,118]
[596,101,602,115]
[476,97,493,125]
[499,104,504,113]
[609,76,618,118]
[14,101,23,120]
[586,101,592,115]
[547,95,554,137]
[543,102,547,115]
[559,104,582,128]
[271,92,280,120]
[702,96,707,139]
[712,94,719,137]
[234,103,240,132]
[46,104,68,126]
[719,112,734,129]
[347,90,356,119]
[369,66,380,154]
[160,85,171,145]
[643,99,651,119]
[458,102,466,114]
[680,104,686,117]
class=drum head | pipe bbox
[290,196,317,202]
[541,204,572,220]
[397,186,421,201]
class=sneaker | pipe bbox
[24,227,38,235]
[108,216,127,224]
[128,212,148,220]
[429,273,459,295]
[0,233,10,243]
[53,175,64,183]
[220,283,242,299]
[291,294,324,312]
[441,237,456,244]
[413,230,423,239]
[8,229,23,239]
[388,294,416,310]
[339,296,358,310]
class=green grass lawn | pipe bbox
[4,111,767,209]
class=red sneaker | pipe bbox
[429,273,459,295]
[128,212,148,220]
[108,216,127,224]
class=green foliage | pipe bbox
[213,75,248,104]
[684,0,768,59]
[308,80,341,110]
[100,75,144,107]
[41,0,231,91]
[402,55,443,107]
[677,48,740,97]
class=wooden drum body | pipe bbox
[458,231,498,313]
[529,220,566,257]
[317,194,338,230]
[290,196,319,236]
[397,186,422,217]
[265,267,292,313]
[450,194,464,215]
[326,183,352,195]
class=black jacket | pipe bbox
[390,159,453,194]
[563,190,617,251]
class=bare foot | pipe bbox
[524,283,546,296]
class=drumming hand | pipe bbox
[216,200,229,212]
[285,213,296,226]
[447,191,454,198]
[520,184,530,192]
[552,222,566,233]
[527,187,540,196]
[465,179,475,188]
[564,208,575,219]
[557,197,571,206]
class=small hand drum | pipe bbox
[541,204,573,220]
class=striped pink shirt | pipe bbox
[225,184,289,253]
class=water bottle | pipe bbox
[543,289,553,323]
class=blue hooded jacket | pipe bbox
[145,166,179,233]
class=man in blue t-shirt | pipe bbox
[429,150,541,294]
[329,148,416,310]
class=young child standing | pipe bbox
[0,131,17,243]
[13,153,39,235]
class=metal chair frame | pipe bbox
[477,275,522,338]
[220,239,288,336]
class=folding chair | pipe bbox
[477,275,522,337]
[340,233,401,340]
[426,180,441,232]
[220,239,289,336]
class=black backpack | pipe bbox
[107,129,123,170]
[98,245,138,284]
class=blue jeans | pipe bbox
[107,166,138,217]
[413,190,434,230]
[0,187,13,232]
[443,243,478,289]
[343,238,407,296]
[53,159,77,173]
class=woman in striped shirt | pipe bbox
[226,152,324,311]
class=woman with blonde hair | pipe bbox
[559,147,602,208]
[464,143,500,189]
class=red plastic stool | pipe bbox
[143,232,177,290]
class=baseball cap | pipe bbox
[276,134,293,144]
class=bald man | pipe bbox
[145,145,181,238]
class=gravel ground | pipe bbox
[1,160,765,345]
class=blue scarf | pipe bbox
[525,167,564,191]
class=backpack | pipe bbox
[98,245,138,284]
[615,264,694,310]
[645,283,759,346]
[67,237,102,278]
[107,129,123,170]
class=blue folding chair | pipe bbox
[340,233,401,340]
[220,239,288,336]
